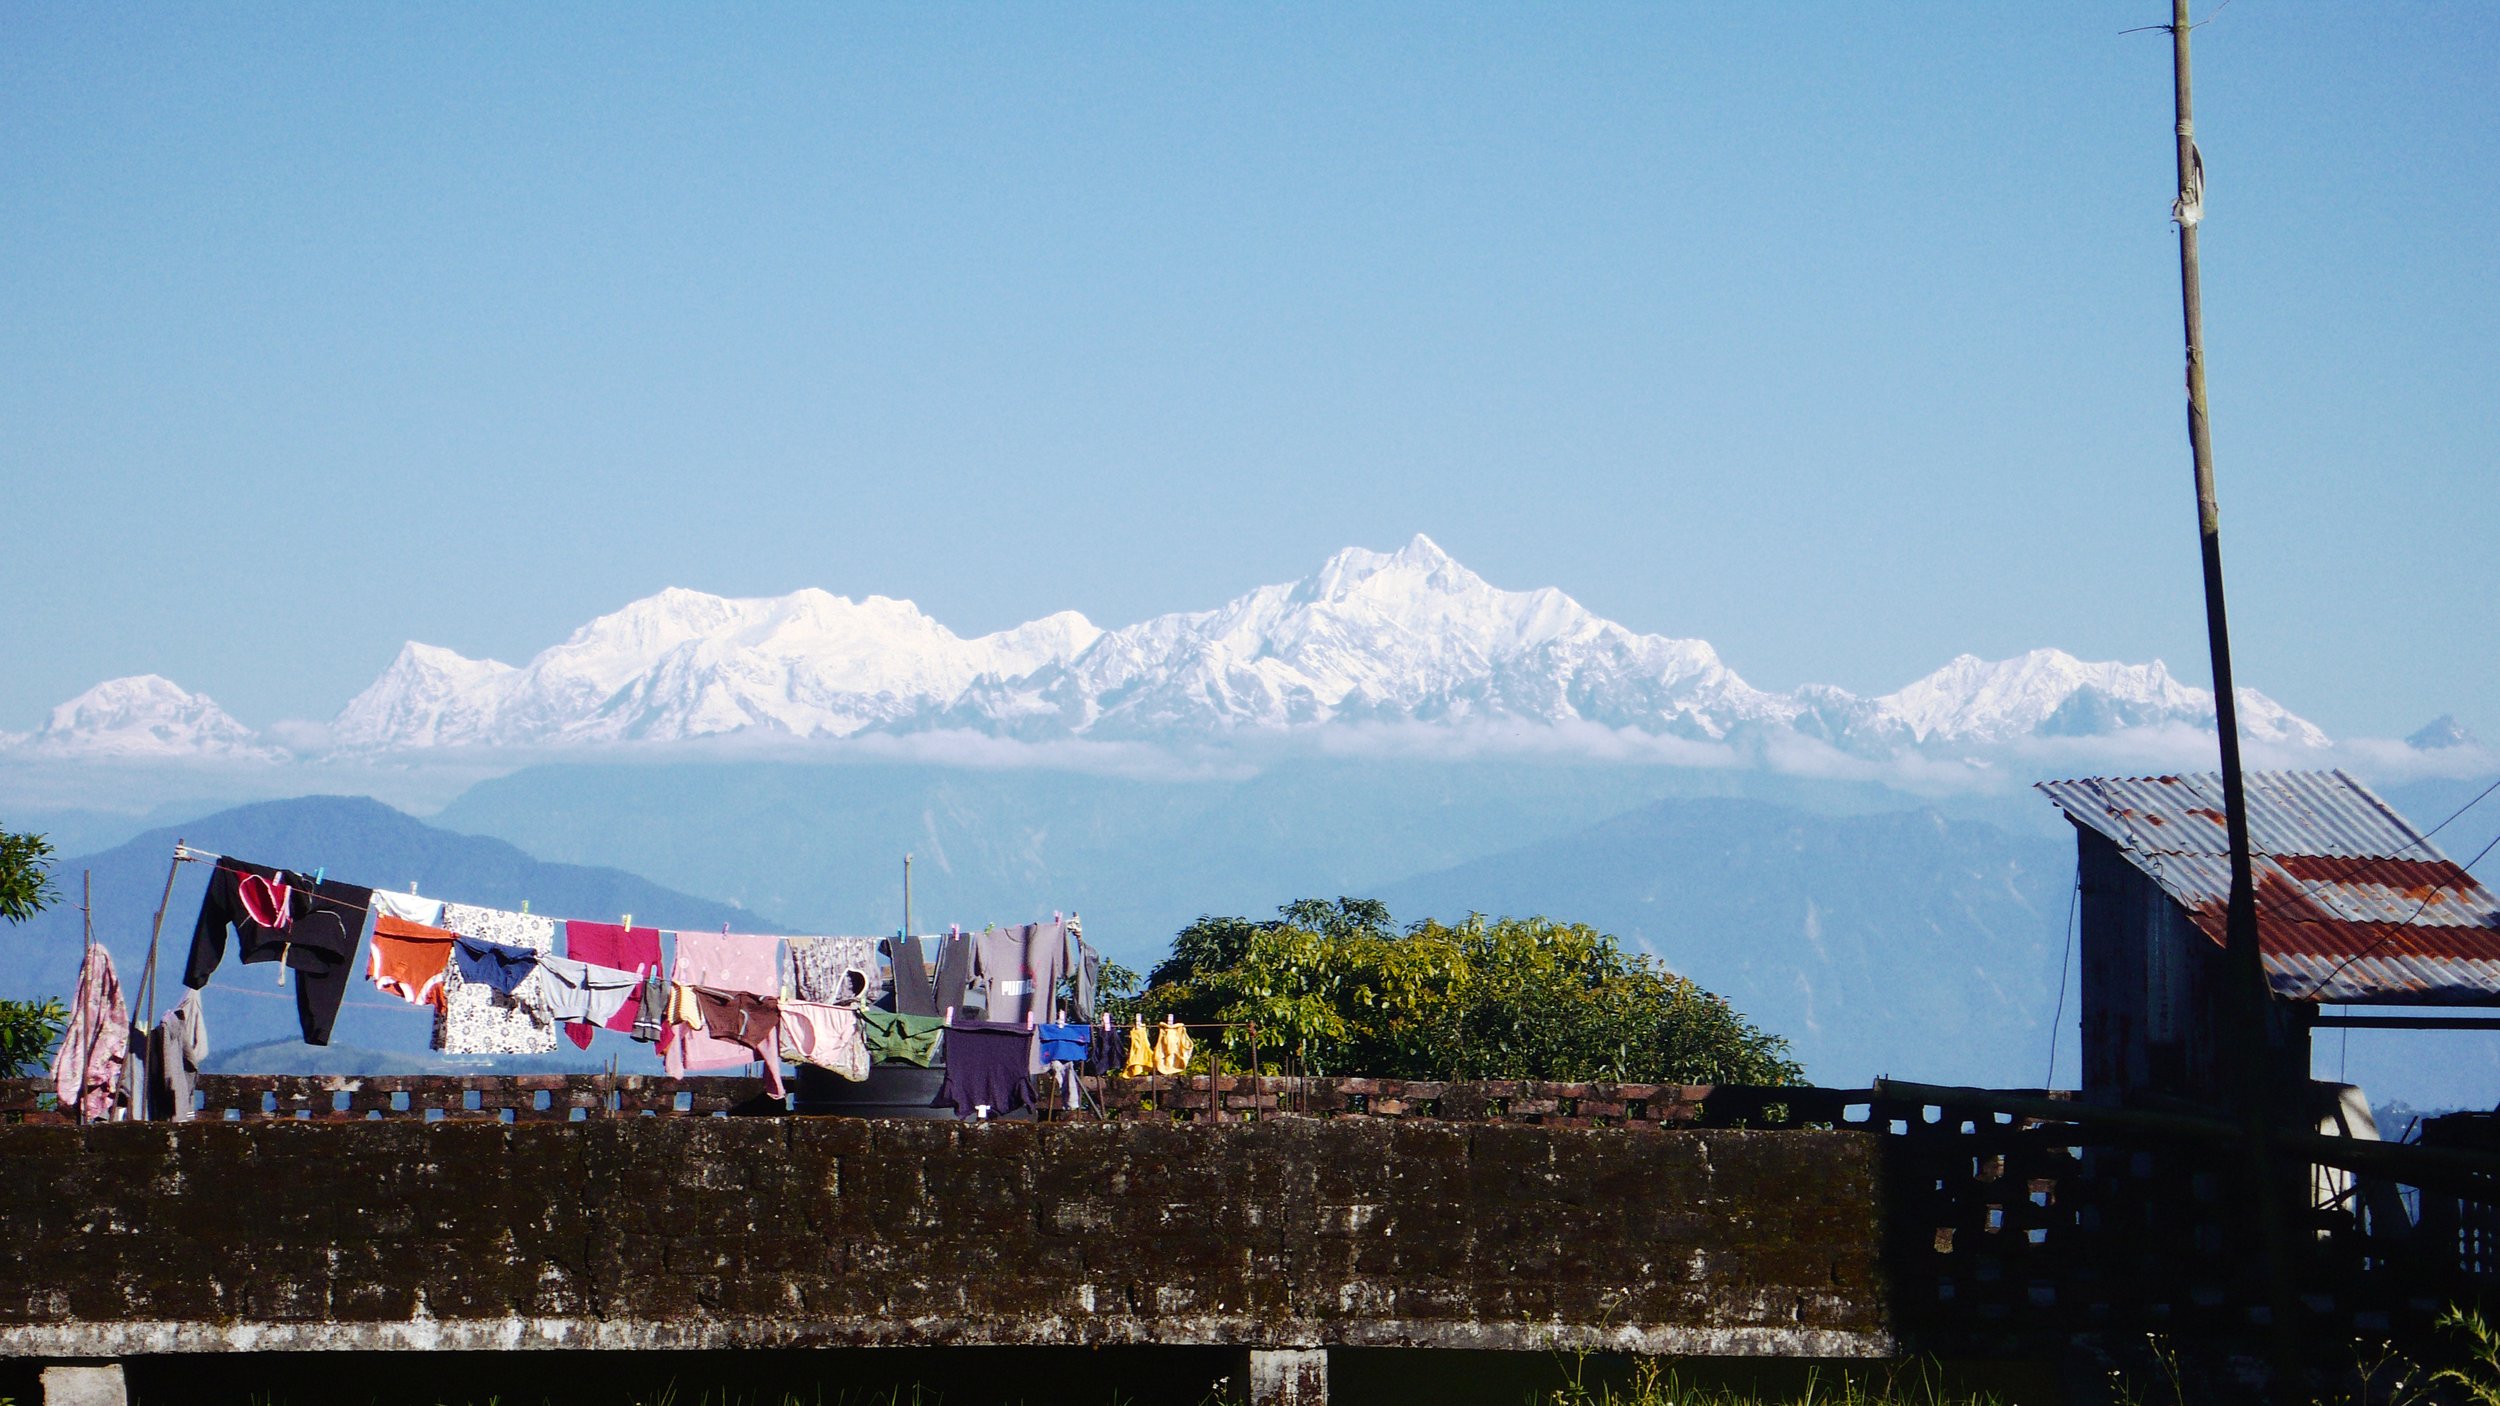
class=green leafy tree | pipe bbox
[0,826,65,1078]
[1118,897,1802,1086]
[0,828,54,923]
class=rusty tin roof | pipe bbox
[2036,770,2500,1005]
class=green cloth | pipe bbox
[859,1009,946,1067]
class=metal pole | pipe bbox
[903,853,913,941]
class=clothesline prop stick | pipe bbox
[136,839,185,1022]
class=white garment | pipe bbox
[369,889,445,926]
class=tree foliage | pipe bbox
[0,825,65,1078]
[0,996,66,1079]
[1119,897,1803,1086]
[0,827,54,924]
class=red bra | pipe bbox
[237,872,294,930]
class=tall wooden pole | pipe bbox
[2169,0,2265,1044]
[2169,3,2301,1376]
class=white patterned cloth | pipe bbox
[789,936,883,1006]
[432,902,556,1055]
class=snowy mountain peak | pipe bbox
[15,538,2351,761]
[2408,715,2479,751]
[16,675,277,759]
[1300,532,1470,602]
[331,644,520,750]
[1875,647,2326,748]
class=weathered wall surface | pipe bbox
[0,1118,1887,1358]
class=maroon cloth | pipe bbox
[561,921,663,1050]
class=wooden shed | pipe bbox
[2037,770,2500,1108]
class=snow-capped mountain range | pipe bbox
[6,535,2335,761]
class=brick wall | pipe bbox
[0,1114,1887,1359]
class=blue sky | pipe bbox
[3,3,2492,741]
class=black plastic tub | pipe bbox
[791,1060,958,1119]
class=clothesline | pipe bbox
[117,841,1126,1119]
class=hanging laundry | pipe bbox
[117,1013,149,1122]
[146,990,208,1121]
[1029,919,1070,1021]
[368,889,444,926]
[1037,1022,1092,1067]
[1037,1021,1093,1111]
[1120,1022,1156,1077]
[685,987,785,1096]
[885,934,938,1017]
[1083,1023,1126,1078]
[664,932,782,1079]
[789,937,883,1006]
[858,1008,946,1067]
[53,943,129,1121]
[968,921,1069,1026]
[969,925,1018,1022]
[1152,1020,1194,1076]
[536,955,641,1042]
[184,858,373,1047]
[935,1020,1037,1119]
[434,903,556,1056]
[631,969,668,1044]
[452,935,542,995]
[931,929,976,1016]
[778,1000,871,1081]
[368,914,458,1006]
[561,921,662,1050]
[1072,932,1102,1022]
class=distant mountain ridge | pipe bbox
[9,534,2334,761]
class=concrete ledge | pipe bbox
[0,1316,1892,1359]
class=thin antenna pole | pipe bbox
[903,853,914,939]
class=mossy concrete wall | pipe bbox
[0,1118,1888,1358]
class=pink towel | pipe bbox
[664,931,782,1082]
[561,921,663,1050]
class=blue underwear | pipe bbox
[453,936,541,995]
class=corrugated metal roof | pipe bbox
[2036,770,2500,1005]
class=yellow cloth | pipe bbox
[1152,1021,1193,1075]
[1122,1023,1155,1077]
[666,981,704,1032]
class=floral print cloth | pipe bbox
[788,936,883,1006]
[53,943,129,1120]
[432,902,556,1055]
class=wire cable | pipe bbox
[2294,828,2500,1001]
[2046,862,2081,1090]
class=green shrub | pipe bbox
[1120,898,1801,1085]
